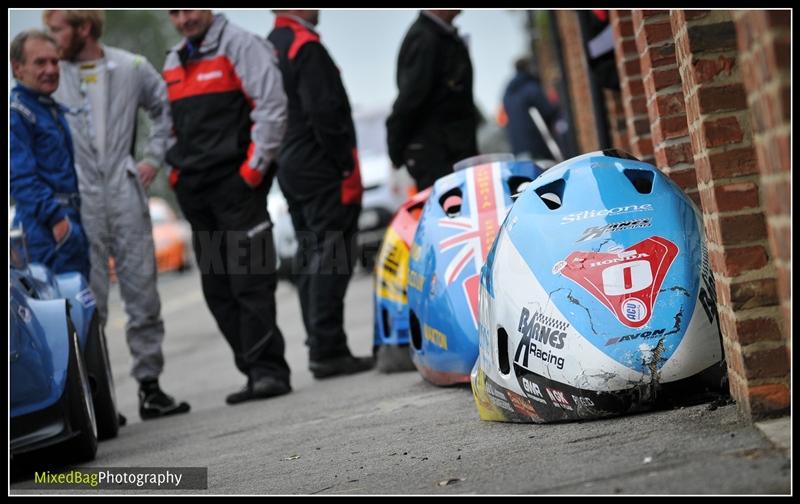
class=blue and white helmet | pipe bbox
[471,150,727,422]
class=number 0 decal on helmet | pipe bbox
[559,236,679,328]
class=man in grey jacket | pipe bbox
[164,11,291,405]
[46,10,190,420]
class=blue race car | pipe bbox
[10,226,119,462]
[471,150,728,423]
[407,154,544,386]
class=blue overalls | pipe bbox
[10,84,90,277]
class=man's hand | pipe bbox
[137,162,158,189]
[52,217,70,244]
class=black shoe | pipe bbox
[118,413,127,427]
[309,355,375,379]
[138,381,191,420]
[226,376,291,405]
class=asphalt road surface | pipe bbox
[11,268,791,495]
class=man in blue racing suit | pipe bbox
[10,29,90,278]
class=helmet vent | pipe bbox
[497,327,511,375]
[439,188,463,218]
[381,308,392,339]
[410,310,423,351]
[508,176,533,200]
[535,179,565,210]
[624,169,654,194]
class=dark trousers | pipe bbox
[285,187,361,362]
[175,172,290,384]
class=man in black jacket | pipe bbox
[386,10,479,190]
[268,10,374,379]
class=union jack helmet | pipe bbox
[406,154,544,386]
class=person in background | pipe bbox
[269,10,375,379]
[164,10,292,405]
[386,10,479,190]
[501,56,560,161]
[44,9,190,421]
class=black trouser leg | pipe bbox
[289,188,360,362]
[177,174,290,383]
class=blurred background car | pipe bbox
[268,183,298,279]
[148,197,193,274]
[109,197,192,281]
[353,107,415,270]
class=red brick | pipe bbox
[666,167,697,190]
[651,67,682,90]
[692,56,737,84]
[623,58,642,78]
[625,78,645,97]
[689,131,704,162]
[779,84,790,123]
[613,17,635,39]
[698,85,748,114]
[767,91,784,131]
[631,136,654,157]
[633,117,651,136]
[620,38,639,56]
[661,141,694,166]
[723,339,745,376]
[748,383,790,418]
[652,91,686,117]
[729,277,778,311]
[642,21,674,45]
[658,115,689,140]
[766,10,790,28]
[713,182,761,212]
[687,22,738,53]
[702,116,744,148]
[630,95,648,115]
[750,97,769,132]
[742,347,789,380]
[776,266,791,303]
[721,314,783,345]
[649,44,677,68]
[711,245,769,276]
[763,180,791,217]
[771,37,790,71]
[705,147,758,179]
[766,224,791,264]
[718,212,767,245]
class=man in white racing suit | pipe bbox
[46,9,190,420]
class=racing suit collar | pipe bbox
[169,13,228,58]
[13,82,55,103]
[274,14,319,36]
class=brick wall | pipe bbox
[671,9,787,419]
[610,10,654,162]
[631,10,701,208]
[556,10,601,153]
[732,9,791,359]
[603,89,630,152]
